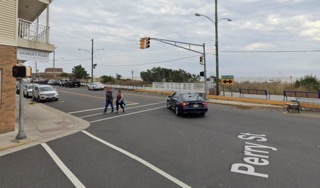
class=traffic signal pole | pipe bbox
[142,37,208,100]
[202,43,208,100]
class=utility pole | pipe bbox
[53,50,55,79]
[132,70,134,80]
[91,39,94,83]
[215,0,219,95]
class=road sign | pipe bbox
[221,75,234,85]
[221,75,234,79]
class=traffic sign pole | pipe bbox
[16,79,27,140]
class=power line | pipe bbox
[97,55,199,67]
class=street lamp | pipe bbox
[195,9,231,95]
[78,39,104,82]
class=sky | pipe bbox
[28,0,320,81]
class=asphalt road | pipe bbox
[1,86,320,188]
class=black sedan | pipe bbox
[166,92,208,116]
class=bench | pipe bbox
[239,89,269,100]
[283,91,320,101]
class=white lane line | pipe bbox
[68,103,139,114]
[80,102,165,119]
[69,101,164,115]
[41,143,86,188]
[90,106,165,123]
[82,130,192,188]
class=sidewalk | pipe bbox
[0,96,89,155]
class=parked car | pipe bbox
[60,79,68,87]
[87,82,105,90]
[166,92,208,116]
[16,81,21,94]
[33,85,59,102]
[16,81,28,95]
[23,83,39,98]
[65,79,81,87]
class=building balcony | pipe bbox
[17,0,54,52]
[17,18,54,52]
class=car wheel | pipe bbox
[166,102,170,109]
[200,112,206,117]
[38,96,41,102]
[55,98,59,101]
[26,93,29,98]
[175,106,180,116]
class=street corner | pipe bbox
[0,138,32,152]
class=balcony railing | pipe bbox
[18,18,49,43]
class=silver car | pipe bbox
[33,85,59,102]
[23,84,38,98]
[87,82,105,90]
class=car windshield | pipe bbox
[180,93,203,101]
[39,87,54,92]
[27,85,34,89]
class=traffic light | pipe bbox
[12,65,26,78]
[139,38,145,49]
[145,37,150,48]
[200,71,204,77]
[93,63,97,69]
[199,55,203,65]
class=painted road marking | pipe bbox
[80,102,165,118]
[41,143,85,188]
[90,106,165,123]
[82,130,191,188]
[230,133,277,178]
[68,102,139,115]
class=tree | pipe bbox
[295,75,320,91]
[72,65,89,79]
[100,75,115,83]
[140,67,198,83]
[60,73,70,78]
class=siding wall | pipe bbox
[0,0,17,46]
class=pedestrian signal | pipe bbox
[12,65,26,78]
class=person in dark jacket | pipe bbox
[115,89,125,113]
[103,86,114,113]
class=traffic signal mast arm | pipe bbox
[150,37,204,54]
[139,37,208,100]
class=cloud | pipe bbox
[32,0,320,79]
[243,43,275,51]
